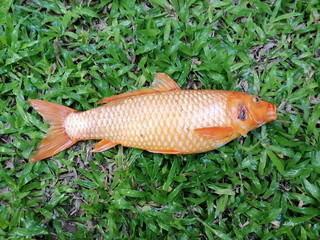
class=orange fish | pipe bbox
[28,73,277,162]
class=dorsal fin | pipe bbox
[98,89,156,104]
[151,73,181,91]
[98,73,181,104]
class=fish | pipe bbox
[28,73,277,162]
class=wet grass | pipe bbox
[1,0,320,239]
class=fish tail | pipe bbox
[28,100,78,163]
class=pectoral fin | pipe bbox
[93,140,118,152]
[235,127,249,137]
[193,127,234,140]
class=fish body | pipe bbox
[29,73,277,162]
[66,90,234,154]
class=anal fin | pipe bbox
[93,140,118,152]
[193,127,234,140]
[148,149,184,154]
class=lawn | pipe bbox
[0,0,319,239]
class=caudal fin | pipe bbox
[28,100,78,162]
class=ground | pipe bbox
[0,0,319,239]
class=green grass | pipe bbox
[1,0,319,239]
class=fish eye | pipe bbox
[253,97,260,103]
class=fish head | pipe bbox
[228,92,277,136]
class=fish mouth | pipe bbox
[267,103,277,121]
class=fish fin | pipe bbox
[235,127,249,137]
[98,73,181,104]
[193,127,234,140]
[92,140,118,152]
[148,149,184,154]
[98,89,157,104]
[28,100,78,163]
[151,73,181,91]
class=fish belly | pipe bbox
[65,90,236,153]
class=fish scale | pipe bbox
[65,90,232,154]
